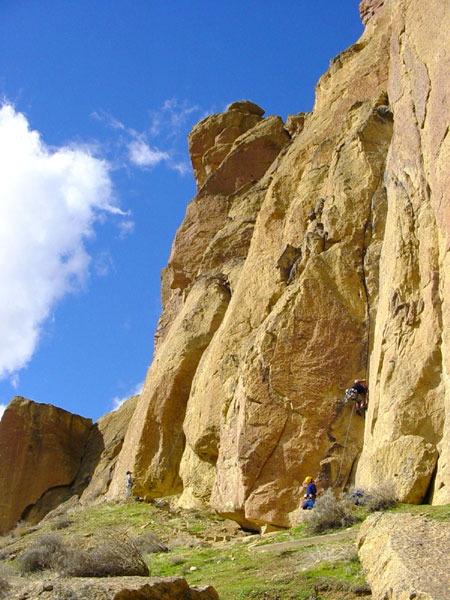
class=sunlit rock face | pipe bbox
[108,0,449,528]
[355,0,450,505]
[0,397,92,533]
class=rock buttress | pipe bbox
[0,397,92,533]
[355,0,450,505]
[108,104,290,502]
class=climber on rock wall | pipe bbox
[344,379,368,415]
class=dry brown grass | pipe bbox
[19,530,149,577]
[61,530,149,577]
[51,515,73,530]
[304,489,358,534]
[364,482,398,513]
[19,534,64,573]
[134,531,168,554]
[0,575,11,599]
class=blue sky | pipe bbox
[0,1,364,422]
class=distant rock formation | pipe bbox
[0,0,448,533]
[0,395,137,533]
[358,513,450,600]
[0,397,92,533]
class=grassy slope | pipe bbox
[0,500,448,600]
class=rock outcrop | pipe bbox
[78,394,139,504]
[1,0,448,533]
[6,576,219,600]
[0,395,138,531]
[358,513,450,600]
[355,0,450,505]
[105,0,449,528]
[0,397,92,533]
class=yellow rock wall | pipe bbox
[107,0,449,528]
[355,0,450,504]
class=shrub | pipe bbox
[363,482,398,513]
[51,516,73,530]
[19,534,64,573]
[134,531,168,554]
[61,531,149,577]
[20,530,149,577]
[0,576,11,599]
[304,489,358,534]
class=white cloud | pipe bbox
[118,220,135,239]
[0,103,122,378]
[149,98,201,138]
[112,381,143,411]
[93,100,204,177]
[0,404,6,421]
[128,140,169,167]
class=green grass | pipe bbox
[148,536,365,600]
[390,503,450,521]
[8,499,449,599]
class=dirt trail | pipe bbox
[249,527,359,553]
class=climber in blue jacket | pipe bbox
[302,476,317,509]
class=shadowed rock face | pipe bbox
[0,397,92,533]
[0,395,138,531]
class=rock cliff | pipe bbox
[0,395,137,533]
[0,397,92,533]
[0,0,448,533]
[106,0,449,528]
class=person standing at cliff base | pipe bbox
[126,470,133,499]
[302,476,317,509]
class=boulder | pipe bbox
[358,513,450,600]
[0,397,92,533]
[7,576,219,600]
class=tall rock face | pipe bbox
[107,0,449,528]
[108,105,291,502]
[355,0,450,505]
[0,397,92,533]
[0,0,439,533]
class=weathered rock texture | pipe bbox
[6,576,219,600]
[355,0,450,505]
[78,394,139,504]
[107,0,449,528]
[0,397,92,533]
[358,513,450,600]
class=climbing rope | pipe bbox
[334,401,356,488]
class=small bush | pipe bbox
[61,531,149,577]
[134,531,168,554]
[19,534,64,573]
[51,516,73,530]
[364,482,398,513]
[0,576,11,599]
[304,489,358,534]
